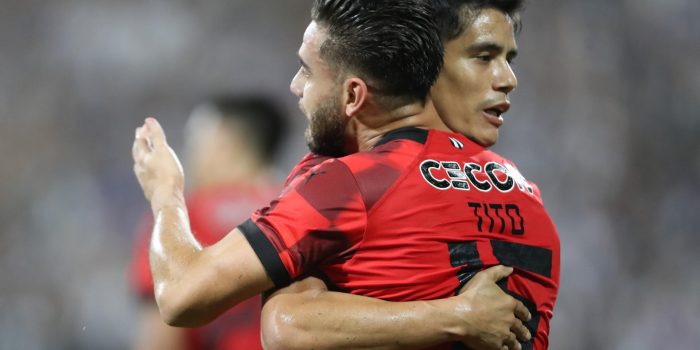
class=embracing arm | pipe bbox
[261,266,532,350]
[132,302,187,350]
[262,277,456,350]
[133,118,274,327]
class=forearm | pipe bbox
[134,118,274,327]
[148,188,204,323]
[262,288,461,350]
[133,302,187,350]
[147,189,275,327]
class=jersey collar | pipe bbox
[374,127,428,148]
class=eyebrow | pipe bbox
[466,42,518,59]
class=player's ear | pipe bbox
[343,77,368,117]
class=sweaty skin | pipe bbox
[133,118,274,327]
[132,106,275,350]
[262,269,530,350]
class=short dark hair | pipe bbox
[311,0,443,104]
[433,0,524,41]
[206,95,287,164]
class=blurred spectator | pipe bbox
[130,95,287,350]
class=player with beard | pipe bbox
[131,1,552,350]
[260,1,559,350]
[304,98,348,157]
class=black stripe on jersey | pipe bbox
[449,240,547,350]
[448,241,481,267]
[448,241,484,295]
[238,219,292,288]
[374,127,428,147]
[499,281,540,350]
[491,240,553,278]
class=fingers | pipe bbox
[133,118,168,161]
[145,117,167,148]
[511,317,531,343]
[513,300,531,322]
[133,126,150,161]
[510,301,531,347]
[478,265,514,282]
[502,332,521,350]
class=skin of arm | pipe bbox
[262,277,457,350]
[133,302,188,350]
[132,118,274,327]
[261,267,532,350]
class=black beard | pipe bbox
[305,99,347,157]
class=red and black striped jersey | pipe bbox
[240,128,560,350]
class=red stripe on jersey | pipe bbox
[244,158,367,285]
[350,142,405,210]
[294,159,362,222]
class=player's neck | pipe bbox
[351,98,447,152]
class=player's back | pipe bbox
[243,128,559,349]
[327,128,560,350]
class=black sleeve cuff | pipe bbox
[238,219,292,288]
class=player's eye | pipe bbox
[476,53,493,62]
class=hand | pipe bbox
[132,118,185,207]
[450,266,531,350]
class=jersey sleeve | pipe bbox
[239,158,367,287]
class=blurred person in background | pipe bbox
[129,95,287,350]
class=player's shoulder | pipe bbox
[284,152,333,186]
[481,148,517,168]
[423,128,496,158]
[480,149,544,199]
[291,156,357,190]
[425,130,545,199]
[430,129,519,167]
[328,128,432,210]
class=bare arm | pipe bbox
[261,266,531,350]
[132,118,274,327]
[132,302,187,350]
[262,277,455,350]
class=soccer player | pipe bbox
[260,1,560,349]
[131,1,552,350]
[130,96,286,350]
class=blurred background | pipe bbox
[0,0,698,349]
